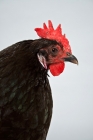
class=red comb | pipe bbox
[35,20,71,53]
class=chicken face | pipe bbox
[35,20,78,76]
[37,42,78,76]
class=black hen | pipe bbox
[0,21,78,140]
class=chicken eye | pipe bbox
[51,48,58,53]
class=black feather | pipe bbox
[0,38,58,140]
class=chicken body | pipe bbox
[0,39,60,140]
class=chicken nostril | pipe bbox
[66,52,71,56]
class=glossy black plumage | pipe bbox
[0,39,60,140]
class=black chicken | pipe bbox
[0,21,78,140]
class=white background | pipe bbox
[0,1,93,140]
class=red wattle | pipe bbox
[49,62,65,76]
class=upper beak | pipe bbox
[63,54,78,65]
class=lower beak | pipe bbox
[63,54,78,65]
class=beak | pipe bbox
[63,54,78,65]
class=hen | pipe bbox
[0,20,78,140]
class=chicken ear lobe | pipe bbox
[37,54,47,69]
